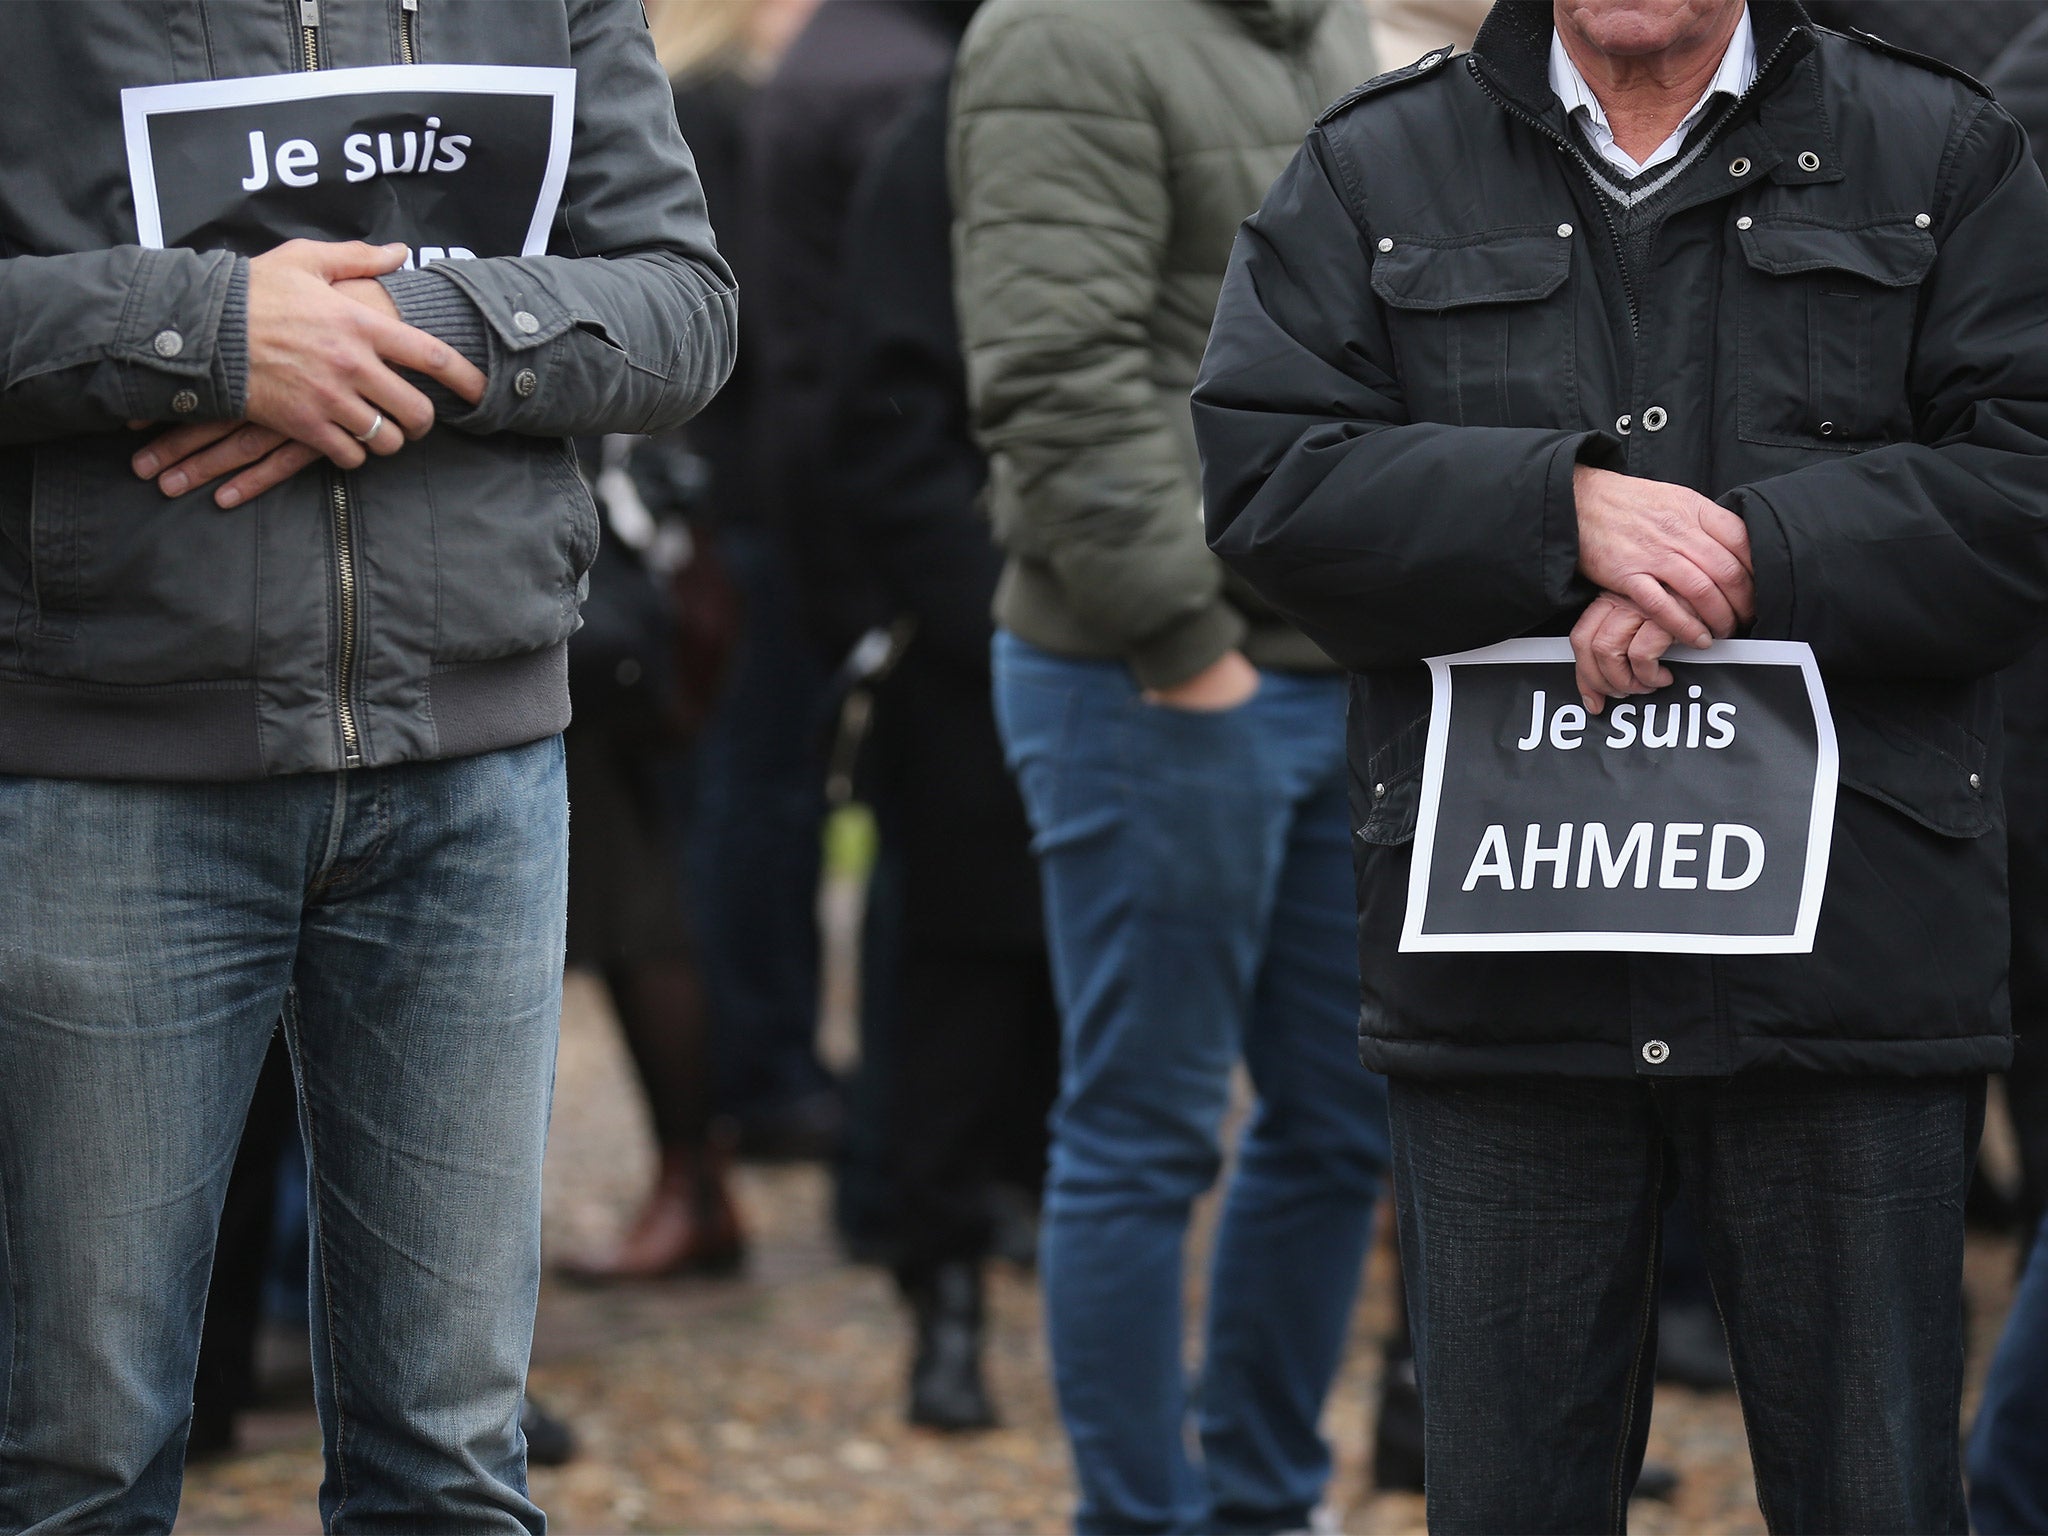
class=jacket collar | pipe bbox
[1209,0,1333,51]
[1470,2,1836,186]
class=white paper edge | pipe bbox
[1399,636,1838,955]
[120,64,578,256]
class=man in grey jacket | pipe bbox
[0,3,735,1530]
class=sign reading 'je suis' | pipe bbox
[1401,638,1838,955]
[121,64,576,266]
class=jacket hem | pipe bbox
[1360,1029,2014,1079]
[0,642,570,782]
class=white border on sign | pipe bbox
[122,63,577,257]
[1399,637,1839,955]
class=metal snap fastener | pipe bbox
[1819,421,1835,436]
[152,328,184,359]
[1373,782,1387,800]
[1728,156,1751,177]
[1798,151,1821,172]
[1736,215,1753,230]
[1642,405,1668,432]
[513,309,541,335]
[1556,223,1573,238]
[1376,237,1394,253]
[1615,413,1633,435]
[1971,773,1983,790]
[1642,1040,1671,1065]
[1915,213,1932,229]
[170,389,199,415]
[513,368,539,398]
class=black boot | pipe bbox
[1372,1355,1427,1492]
[907,1262,997,1431]
[521,1393,577,1467]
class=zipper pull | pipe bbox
[402,0,418,10]
[299,0,320,26]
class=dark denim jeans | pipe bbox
[0,741,566,1534]
[994,635,1389,1535]
[1389,1071,1981,1535]
[1970,1216,2048,1533]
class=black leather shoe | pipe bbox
[1372,1356,1426,1492]
[907,1262,998,1431]
[1633,1461,1681,1502]
[521,1393,577,1467]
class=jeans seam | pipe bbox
[0,1156,16,1464]
[285,995,354,1528]
[1606,1135,1663,1533]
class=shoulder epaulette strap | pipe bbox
[1818,24,1992,99]
[1316,45,1458,126]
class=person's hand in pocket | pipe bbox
[1144,650,1260,711]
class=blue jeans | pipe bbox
[1390,1072,1980,1534]
[0,740,566,1534]
[1970,1217,2048,1533]
[993,635,1389,1536]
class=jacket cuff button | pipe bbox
[513,309,541,335]
[1915,213,1932,229]
[170,389,199,414]
[1376,236,1394,253]
[152,328,185,359]
[513,368,539,399]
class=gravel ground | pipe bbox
[174,971,2023,1535]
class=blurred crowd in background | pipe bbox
[179,0,2048,1528]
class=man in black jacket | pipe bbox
[1194,0,2048,1529]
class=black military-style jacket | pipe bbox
[1195,0,2048,1079]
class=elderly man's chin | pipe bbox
[1555,0,1746,58]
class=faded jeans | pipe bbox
[0,739,565,1534]
[994,634,1389,1535]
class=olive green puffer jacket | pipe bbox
[951,0,1378,689]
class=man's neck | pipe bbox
[1556,2,1747,163]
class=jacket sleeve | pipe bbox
[387,0,736,440]
[1194,131,1600,673]
[0,247,246,446]
[951,8,1242,689]
[1729,99,2048,678]
[834,88,999,675]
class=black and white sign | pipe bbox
[121,64,575,264]
[1401,639,1837,954]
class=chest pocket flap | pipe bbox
[1736,217,1935,286]
[1369,230,1576,427]
[1371,230,1571,309]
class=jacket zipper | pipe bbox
[295,0,367,767]
[1464,26,1802,345]
[400,0,418,65]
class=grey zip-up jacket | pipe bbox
[0,0,737,780]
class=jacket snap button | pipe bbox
[1971,773,1983,790]
[1819,421,1836,436]
[1736,215,1753,230]
[1556,222,1573,238]
[152,328,184,358]
[1615,413,1632,435]
[1376,237,1394,253]
[513,309,541,335]
[513,368,539,399]
[1642,405,1667,431]
[1642,1039,1671,1065]
[1373,782,1387,800]
[1728,156,1751,177]
[1916,213,1932,229]
[170,389,199,414]
[1798,151,1821,172]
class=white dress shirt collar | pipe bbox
[1549,6,1757,178]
